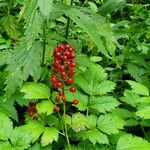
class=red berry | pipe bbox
[53,68,59,73]
[62,96,66,102]
[60,45,65,51]
[55,96,60,102]
[70,70,76,76]
[60,65,65,71]
[53,106,60,112]
[68,47,74,52]
[57,82,63,88]
[61,71,66,78]
[53,60,60,67]
[59,91,63,96]
[65,44,71,49]
[70,62,76,67]
[66,78,74,84]
[65,51,71,57]
[72,99,79,105]
[70,53,76,58]
[54,52,61,57]
[51,75,58,83]
[69,87,76,92]
[62,55,68,61]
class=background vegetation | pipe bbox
[0,0,150,149]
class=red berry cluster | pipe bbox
[28,102,38,120]
[51,44,79,112]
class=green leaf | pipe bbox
[36,100,54,115]
[0,50,12,66]
[71,113,88,132]
[10,126,31,150]
[0,112,13,140]
[135,97,150,103]
[97,114,125,135]
[126,80,149,96]
[89,96,119,113]
[136,106,150,119]
[116,134,150,150]
[21,82,50,99]
[41,127,59,146]
[38,0,53,17]
[75,65,115,96]
[0,141,14,150]
[65,90,88,111]
[25,120,45,142]
[99,0,126,15]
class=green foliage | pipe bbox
[116,134,150,150]
[21,82,50,99]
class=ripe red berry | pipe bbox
[72,99,79,105]
[68,47,74,52]
[54,52,61,57]
[59,91,63,96]
[60,65,65,71]
[69,87,76,92]
[66,78,74,84]
[70,53,76,58]
[55,96,60,102]
[62,55,68,61]
[70,62,76,67]
[65,44,71,49]
[61,71,66,78]
[70,70,76,76]
[53,106,60,112]
[62,96,66,102]
[65,51,71,57]
[51,75,58,83]
[60,45,65,51]
[57,82,63,88]
[53,68,59,73]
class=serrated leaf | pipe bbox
[21,82,50,99]
[25,120,45,142]
[0,141,14,150]
[75,65,115,96]
[89,96,119,113]
[38,0,53,17]
[136,106,150,119]
[98,114,125,135]
[10,126,32,150]
[71,113,88,132]
[116,134,150,150]
[86,115,97,129]
[0,112,13,140]
[41,127,59,146]
[36,100,54,115]
[65,90,88,111]
[77,128,109,145]
[126,80,149,96]
[135,97,150,103]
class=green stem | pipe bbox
[141,125,148,140]
[42,21,46,66]
[65,0,74,39]
[58,112,65,134]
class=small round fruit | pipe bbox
[55,96,60,102]
[59,91,63,96]
[60,65,65,71]
[70,53,76,58]
[70,70,76,76]
[51,75,58,83]
[72,99,79,105]
[70,62,76,67]
[61,71,66,78]
[56,82,63,88]
[62,55,68,61]
[62,96,66,102]
[66,78,74,84]
[69,87,76,92]
[53,106,60,112]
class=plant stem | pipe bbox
[141,125,148,140]
[42,21,46,66]
[65,0,74,39]
[58,112,65,134]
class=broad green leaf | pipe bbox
[0,141,14,150]
[75,65,113,95]
[86,115,97,129]
[0,50,11,66]
[65,90,88,111]
[126,80,149,96]
[135,97,150,103]
[116,134,150,150]
[21,82,50,99]
[38,0,53,17]
[99,0,126,15]
[89,96,119,113]
[71,113,88,132]
[10,126,32,150]
[136,106,150,119]
[88,2,98,13]
[0,112,13,140]
[25,120,45,142]
[41,127,59,146]
[76,128,109,145]
[36,100,54,115]
[98,114,125,135]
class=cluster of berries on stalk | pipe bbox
[28,102,38,120]
[51,44,79,112]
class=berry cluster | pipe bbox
[51,44,79,112]
[28,102,38,120]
